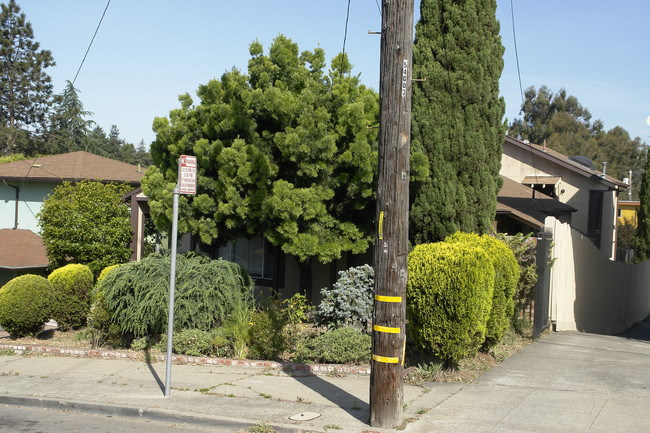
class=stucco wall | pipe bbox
[0,181,57,233]
[548,217,650,334]
[501,145,618,258]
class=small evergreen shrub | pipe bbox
[317,265,374,332]
[407,242,494,367]
[98,253,254,337]
[292,327,371,364]
[0,275,52,338]
[445,233,520,350]
[48,264,94,331]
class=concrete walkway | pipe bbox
[1,321,650,432]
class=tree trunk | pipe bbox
[297,258,313,303]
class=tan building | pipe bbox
[500,136,627,260]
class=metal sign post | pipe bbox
[164,155,197,397]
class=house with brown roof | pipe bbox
[0,151,144,284]
[500,136,628,259]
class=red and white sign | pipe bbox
[178,155,197,195]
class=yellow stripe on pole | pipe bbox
[378,211,385,239]
[372,354,399,364]
[375,295,402,303]
[373,325,401,334]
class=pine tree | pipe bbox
[633,153,650,263]
[410,0,506,243]
[0,0,55,155]
[47,81,94,153]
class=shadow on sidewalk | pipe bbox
[144,349,165,394]
[280,363,369,423]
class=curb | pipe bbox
[0,342,371,376]
[0,395,306,433]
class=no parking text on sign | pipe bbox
[178,155,197,195]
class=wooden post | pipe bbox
[370,0,414,428]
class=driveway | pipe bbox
[406,319,650,432]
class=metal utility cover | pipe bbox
[289,412,321,421]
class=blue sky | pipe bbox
[16,1,650,147]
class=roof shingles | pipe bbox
[0,229,49,269]
[0,151,144,184]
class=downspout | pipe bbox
[2,180,19,230]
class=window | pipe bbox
[218,237,274,280]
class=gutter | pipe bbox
[2,180,19,230]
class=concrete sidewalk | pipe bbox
[1,321,650,432]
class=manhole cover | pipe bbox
[289,412,322,421]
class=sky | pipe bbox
[14,1,650,147]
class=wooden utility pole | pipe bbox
[370,0,414,428]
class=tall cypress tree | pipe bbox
[410,0,506,243]
[633,153,650,263]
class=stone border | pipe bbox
[0,342,371,375]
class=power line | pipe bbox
[510,0,524,107]
[73,0,111,85]
[342,0,352,55]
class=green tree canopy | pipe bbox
[142,35,379,294]
[0,0,55,155]
[37,180,134,275]
[410,0,506,243]
[509,86,646,198]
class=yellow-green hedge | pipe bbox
[407,242,494,366]
[48,264,93,331]
[445,232,520,349]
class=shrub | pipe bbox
[248,307,288,360]
[317,265,374,332]
[96,264,121,285]
[495,233,538,320]
[445,233,520,350]
[48,264,94,331]
[0,275,52,338]
[37,180,134,276]
[407,242,494,367]
[293,327,371,364]
[86,264,123,347]
[172,329,222,357]
[221,305,253,359]
[98,253,254,337]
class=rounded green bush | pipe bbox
[48,264,94,331]
[0,275,52,338]
[445,233,520,349]
[407,242,494,366]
